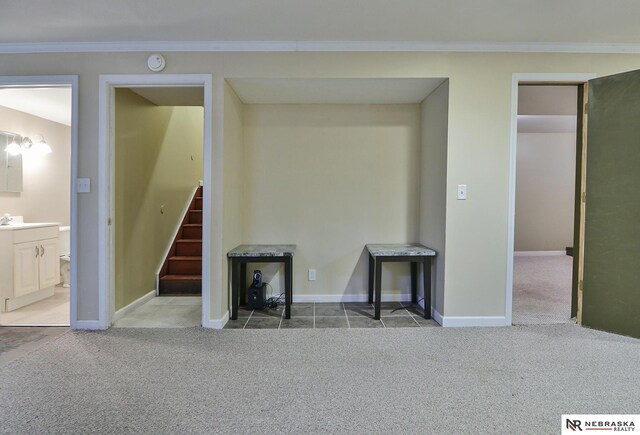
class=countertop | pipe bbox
[0,223,60,231]
[227,244,296,257]
[366,243,436,257]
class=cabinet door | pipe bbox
[39,238,60,289]
[13,241,40,297]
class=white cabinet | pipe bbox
[13,238,60,298]
[13,241,40,297]
[0,224,59,312]
[39,238,60,289]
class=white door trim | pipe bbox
[0,75,78,328]
[98,74,214,329]
[506,73,596,326]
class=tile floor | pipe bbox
[0,286,70,326]
[224,302,438,329]
[113,296,202,328]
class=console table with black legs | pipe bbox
[366,244,436,320]
[227,244,296,320]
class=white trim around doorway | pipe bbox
[98,74,215,330]
[0,75,78,328]
[506,73,596,326]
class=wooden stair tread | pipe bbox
[169,256,202,261]
[160,275,202,280]
[183,223,202,227]
[176,239,201,243]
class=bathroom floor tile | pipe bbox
[0,286,70,326]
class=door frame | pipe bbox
[98,74,214,329]
[506,73,596,325]
[0,75,78,327]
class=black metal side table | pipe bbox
[366,244,436,320]
[227,244,296,320]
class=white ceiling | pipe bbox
[0,88,72,126]
[1,1,640,50]
[227,78,446,104]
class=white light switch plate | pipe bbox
[457,184,467,200]
[77,178,91,193]
[308,269,316,281]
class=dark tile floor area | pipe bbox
[225,302,439,329]
[0,327,69,367]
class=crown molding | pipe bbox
[1,40,640,54]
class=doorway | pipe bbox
[512,84,579,324]
[0,76,78,327]
[506,73,595,326]
[98,75,213,329]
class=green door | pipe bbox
[582,69,640,338]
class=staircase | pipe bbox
[159,186,203,296]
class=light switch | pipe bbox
[308,269,316,281]
[457,184,467,200]
[77,178,91,193]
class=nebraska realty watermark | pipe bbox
[562,415,639,433]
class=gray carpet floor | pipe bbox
[513,255,573,325]
[1,325,638,434]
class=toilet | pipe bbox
[59,226,71,287]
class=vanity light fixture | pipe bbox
[5,135,22,156]
[3,134,51,156]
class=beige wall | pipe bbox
[515,132,576,251]
[2,51,639,323]
[222,81,245,312]
[419,81,449,315]
[242,103,421,298]
[114,89,203,310]
[0,105,70,225]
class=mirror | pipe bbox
[0,131,23,192]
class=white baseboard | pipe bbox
[514,251,566,256]
[439,315,508,327]
[203,311,229,329]
[292,293,413,303]
[73,320,107,330]
[112,289,156,323]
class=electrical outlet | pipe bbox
[308,269,316,281]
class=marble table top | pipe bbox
[227,244,296,257]
[366,243,436,257]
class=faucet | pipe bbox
[0,214,13,226]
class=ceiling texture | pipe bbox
[1,0,640,52]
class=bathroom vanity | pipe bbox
[0,223,60,312]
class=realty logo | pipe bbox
[562,415,639,433]
[566,419,582,431]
